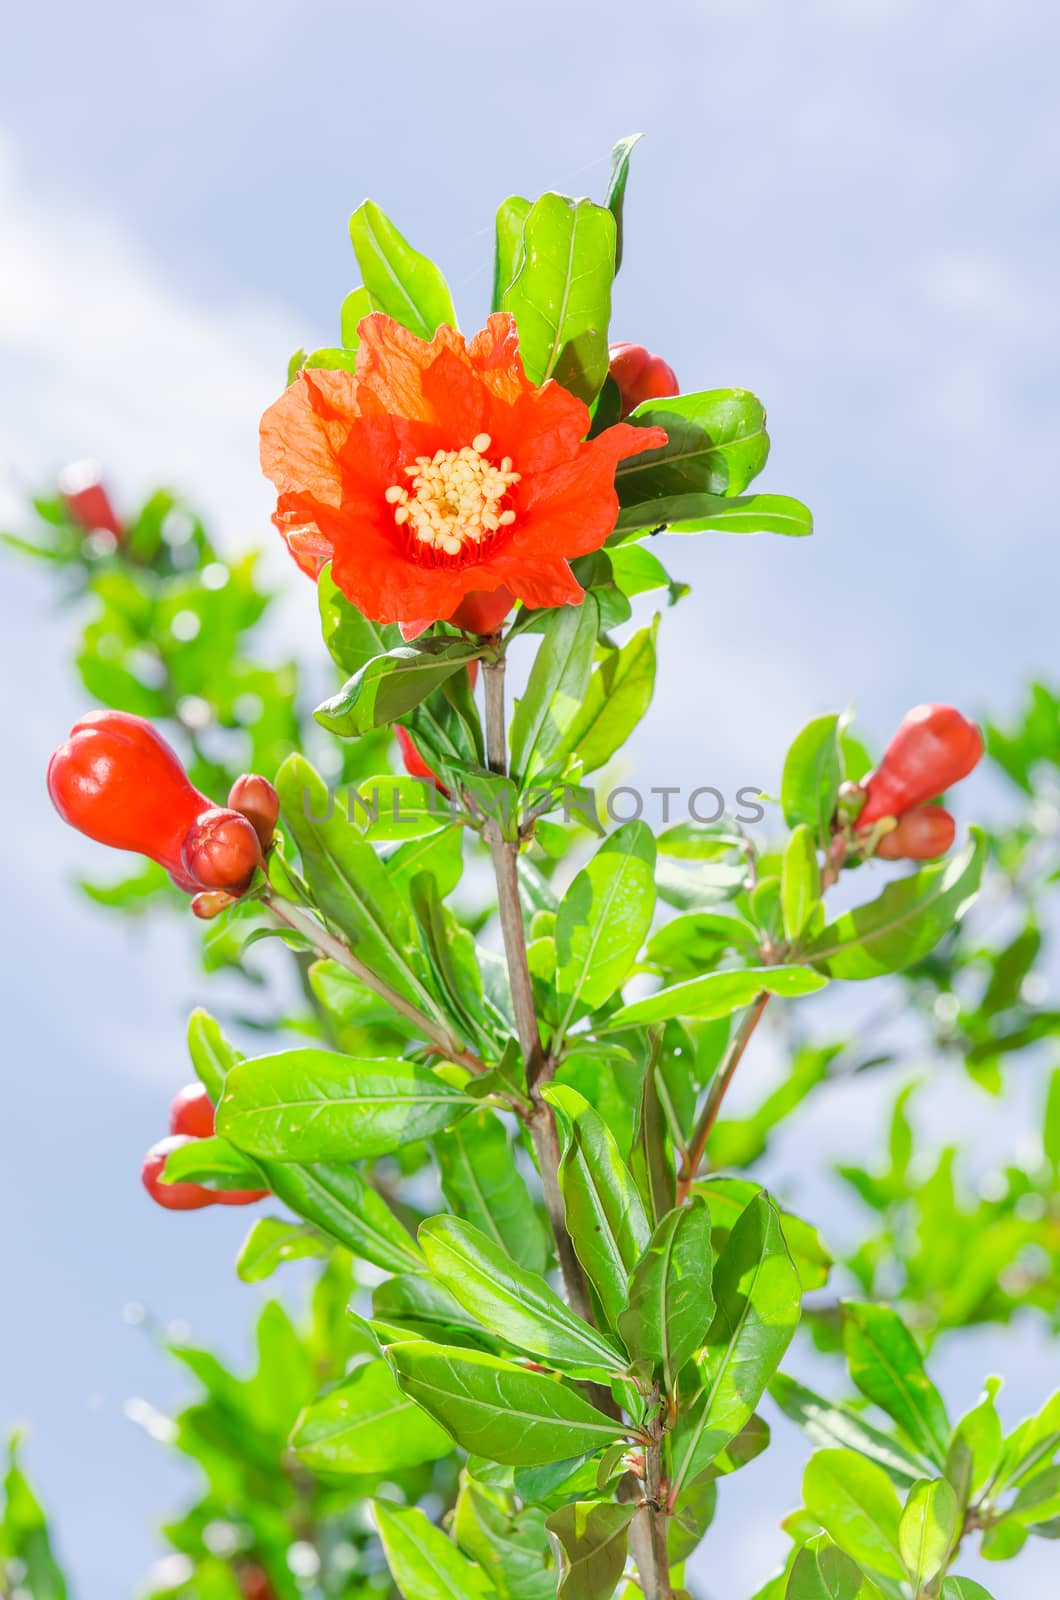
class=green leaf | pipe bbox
[319,564,401,677]
[493,195,531,311]
[349,775,454,841]
[566,619,658,776]
[899,1478,958,1586]
[187,1006,237,1101]
[697,1177,831,1294]
[782,715,842,847]
[630,1059,676,1224]
[217,1048,474,1162]
[419,1216,627,1378]
[455,1480,554,1600]
[386,1340,625,1465]
[940,1582,998,1600]
[947,1384,1003,1502]
[604,132,643,273]
[264,1156,424,1271]
[842,1303,951,1467]
[292,1359,453,1474]
[554,821,657,1032]
[614,490,813,540]
[304,345,358,371]
[1,1436,69,1600]
[510,597,600,784]
[769,1374,927,1489]
[785,1534,885,1600]
[545,1502,636,1600]
[235,1216,330,1282]
[608,965,827,1027]
[807,831,985,980]
[997,1388,1060,1487]
[275,753,442,1016]
[671,1191,801,1495]
[349,200,457,340]
[316,638,483,736]
[340,284,374,348]
[783,824,823,943]
[618,1198,715,1387]
[502,192,616,402]
[374,1498,494,1600]
[544,1086,650,1331]
[802,1450,905,1580]
[616,391,770,519]
[160,1135,266,1192]
[435,1111,548,1275]
[1010,1463,1060,1523]
[645,911,759,979]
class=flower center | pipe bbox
[385,433,520,563]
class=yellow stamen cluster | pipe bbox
[386,433,520,560]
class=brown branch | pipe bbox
[264,896,487,1077]
[675,992,771,1203]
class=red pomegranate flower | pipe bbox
[259,313,667,631]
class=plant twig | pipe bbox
[481,654,600,1329]
[264,895,487,1077]
[676,992,771,1202]
[629,1385,672,1600]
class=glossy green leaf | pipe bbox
[785,1534,885,1600]
[782,715,842,847]
[899,1477,958,1585]
[696,1177,832,1293]
[386,1340,625,1465]
[618,1198,714,1386]
[419,1216,627,1377]
[671,1192,801,1495]
[940,1581,998,1600]
[769,1374,927,1488]
[455,1479,554,1600]
[609,965,827,1027]
[217,1048,475,1162]
[566,619,658,776]
[1,1436,69,1600]
[616,391,770,520]
[160,1135,266,1192]
[264,1158,423,1270]
[644,911,759,979]
[510,597,600,784]
[604,132,642,272]
[316,638,483,736]
[947,1385,1003,1502]
[340,284,374,348]
[782,824,822,944]
[187,1006,238,1101]
[235,1216,330,1282]
[348,775,454,841]
[318,564,401,677]
[435,1111,548,1276]
[842,1303,951,1467]
[803,1450,905,1580]
[997,1388,1060,1487]
[493,195,531,310]
[807,831,985,980]
[614,490,813,539]
[544,1085,650,1331]
[292,1359,453,1474]
[349,200,457,339]
[545,1501,636,1600]
[630,1059,676,1224]
[502,193,616,402]
[374,1498,493,1600]
[554,821,657,1031]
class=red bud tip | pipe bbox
[396,725,448,794]
[58,460,123,540]
[875,806,956,861]
[607,342,680,419]
[228,773,280,850]
[169,1083,215,1139]
[190,889,236,920]
[181,808,262,893]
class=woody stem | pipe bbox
[481,653,597,1328]
[263,896,486,1077]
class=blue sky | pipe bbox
[2,2,1059,1594]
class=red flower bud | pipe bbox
[607,342,680,419]
[141,1136,219,1211]
[447,587,515,636]
[228,773,280,850]
[59,460,123,540]
[47,711,210,891]
[396,725,445,790]
[169,1083,215,1140]
[142,1135,266,1210]
[180,808,262,893]
[857,705,983,827]
[875,806,956,861]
